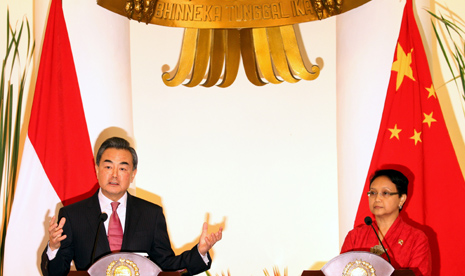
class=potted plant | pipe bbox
[0,10,34,272]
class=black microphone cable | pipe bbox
[91,213,108,264]
[365,216,391,264]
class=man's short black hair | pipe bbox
[96,137,138,170]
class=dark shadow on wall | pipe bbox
[136,187,226,261]
[93,127,137,160]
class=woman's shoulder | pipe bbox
[347,223,372,237]
[398,217,425,232]
[397,217,429,243]
[341,224,373,253]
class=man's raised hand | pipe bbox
[48,216,67,250]
[198,222,223,256]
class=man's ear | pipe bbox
[130,169,137,183]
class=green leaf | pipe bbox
[429,10,465,105]
[0,11,34,273]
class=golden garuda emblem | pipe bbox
[98,0,370,87]
[106,258,140,276]
[342,259,376,276]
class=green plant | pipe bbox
[428,10,465,103]
[0,9,34,272]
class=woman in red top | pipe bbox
[341,169,432,276]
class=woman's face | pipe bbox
[369,175,407,220]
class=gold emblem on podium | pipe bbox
[342,259,376,276]
[106,258,140,276]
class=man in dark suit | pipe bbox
[42,137,223,276]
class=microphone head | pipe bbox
[364,216,373,226]
[100,213,108,222]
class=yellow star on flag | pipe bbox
[423,112,437,127]
[388,124,402,140]
[410,129,422,145]
[425,85,436,99]
[391,43,415,90]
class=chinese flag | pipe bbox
[353,0,465,275]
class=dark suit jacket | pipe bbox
[41,191,211,276]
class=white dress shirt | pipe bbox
[98,189,127,234]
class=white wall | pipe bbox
[62,0,134,150]
[129,17,338,276]
[336,0,407,246]
[1,0,465,275]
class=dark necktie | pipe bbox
[108,201,123,251]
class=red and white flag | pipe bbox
[4,0,98,274]
[354,0,465,274]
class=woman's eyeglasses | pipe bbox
[367,191,399,198]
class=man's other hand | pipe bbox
[198,222,223,256]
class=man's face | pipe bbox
[96,148,137,201]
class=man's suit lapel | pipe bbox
[121,192,141,250]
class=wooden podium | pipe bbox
[301,252,415,276]
[68,251,415,276]
[68,272,180,276]
[301,270,415,276]
[67,252,182,276]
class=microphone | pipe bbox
[91,213,108,264]
[364,216,391,264]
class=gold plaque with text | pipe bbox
[98,0,370,28]
[97,0,370,87]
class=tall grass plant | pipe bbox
[0,9,34,272]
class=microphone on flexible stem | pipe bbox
[364,216,391,264]
[91,213,108,264]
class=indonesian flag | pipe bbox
[4,0,98,274]
[354,0,465,275]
